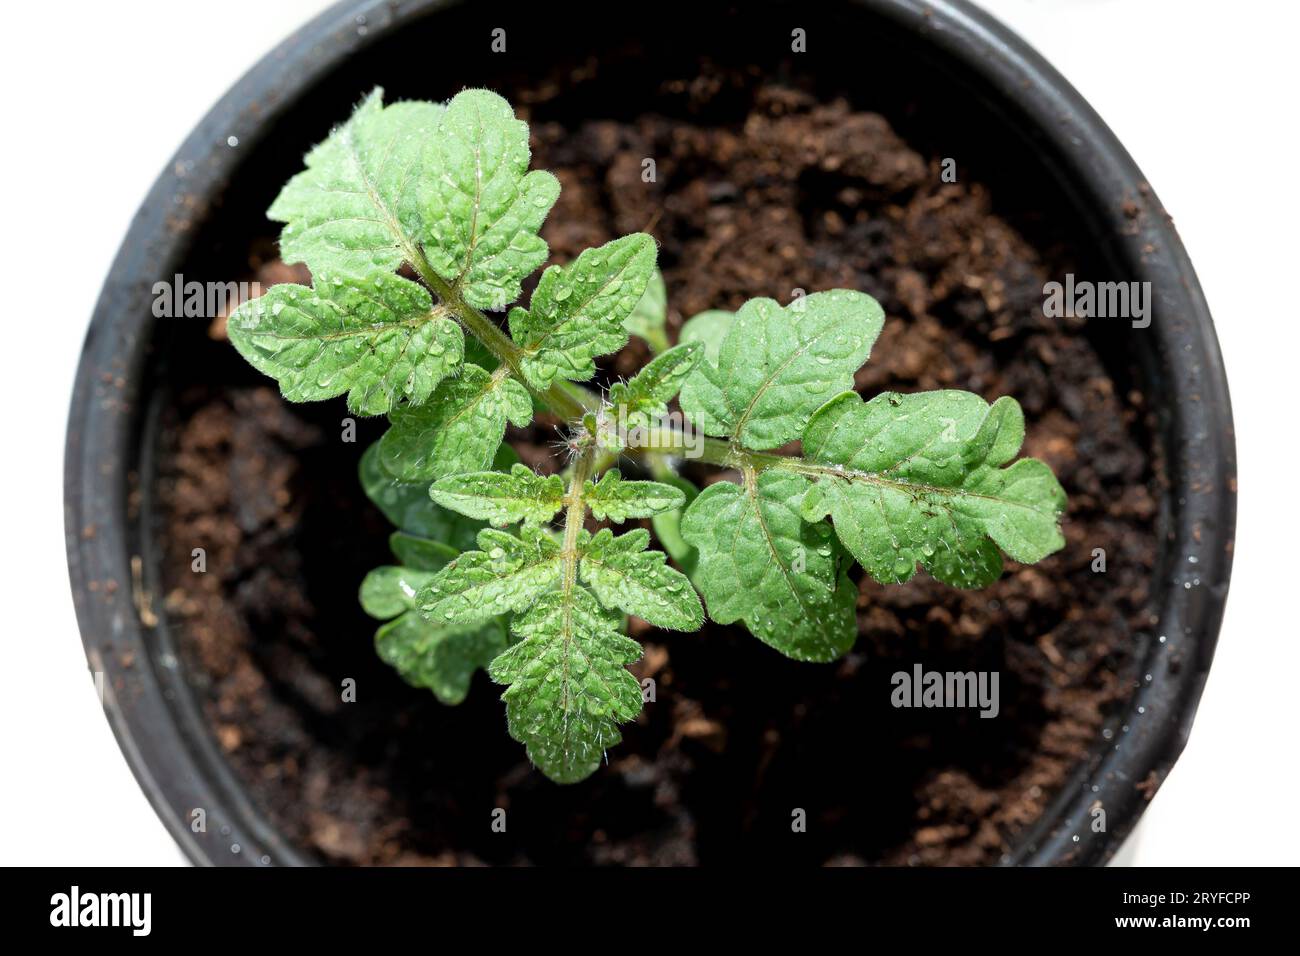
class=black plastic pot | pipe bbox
[65,0,1235,866]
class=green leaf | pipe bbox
[678,308,734,364]
[227,272,463,416]
[800,390,1066,588]
[680,471,857,661]
[508,234,657,389]
[491,442,523,470]
[488,588,643,783]
[462,334,499,370]
[377,614,508,705]
[428,464,566,527]
[583,469,686,522]
[360,565,507,705]
[419,527,563,624]
[607,341,702,426]
[579,528,703,630]
[269,89,442,279]
[623,268,668,352]
[360,565,436,619]
[679,291,884,449]
[420,89,560,310]
[378,364,532,482]
[649,472,700,576]
[359,444,483,550]
[389,532,458,571]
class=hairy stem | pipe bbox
[638,427,740,469]
[561,442,598,594]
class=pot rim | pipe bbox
[64,0,1235,866]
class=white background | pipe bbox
[1,0,1295,866]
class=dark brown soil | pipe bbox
[154,77,1157,865]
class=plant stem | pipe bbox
[561,442,597,594]
[639,427,740,469]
